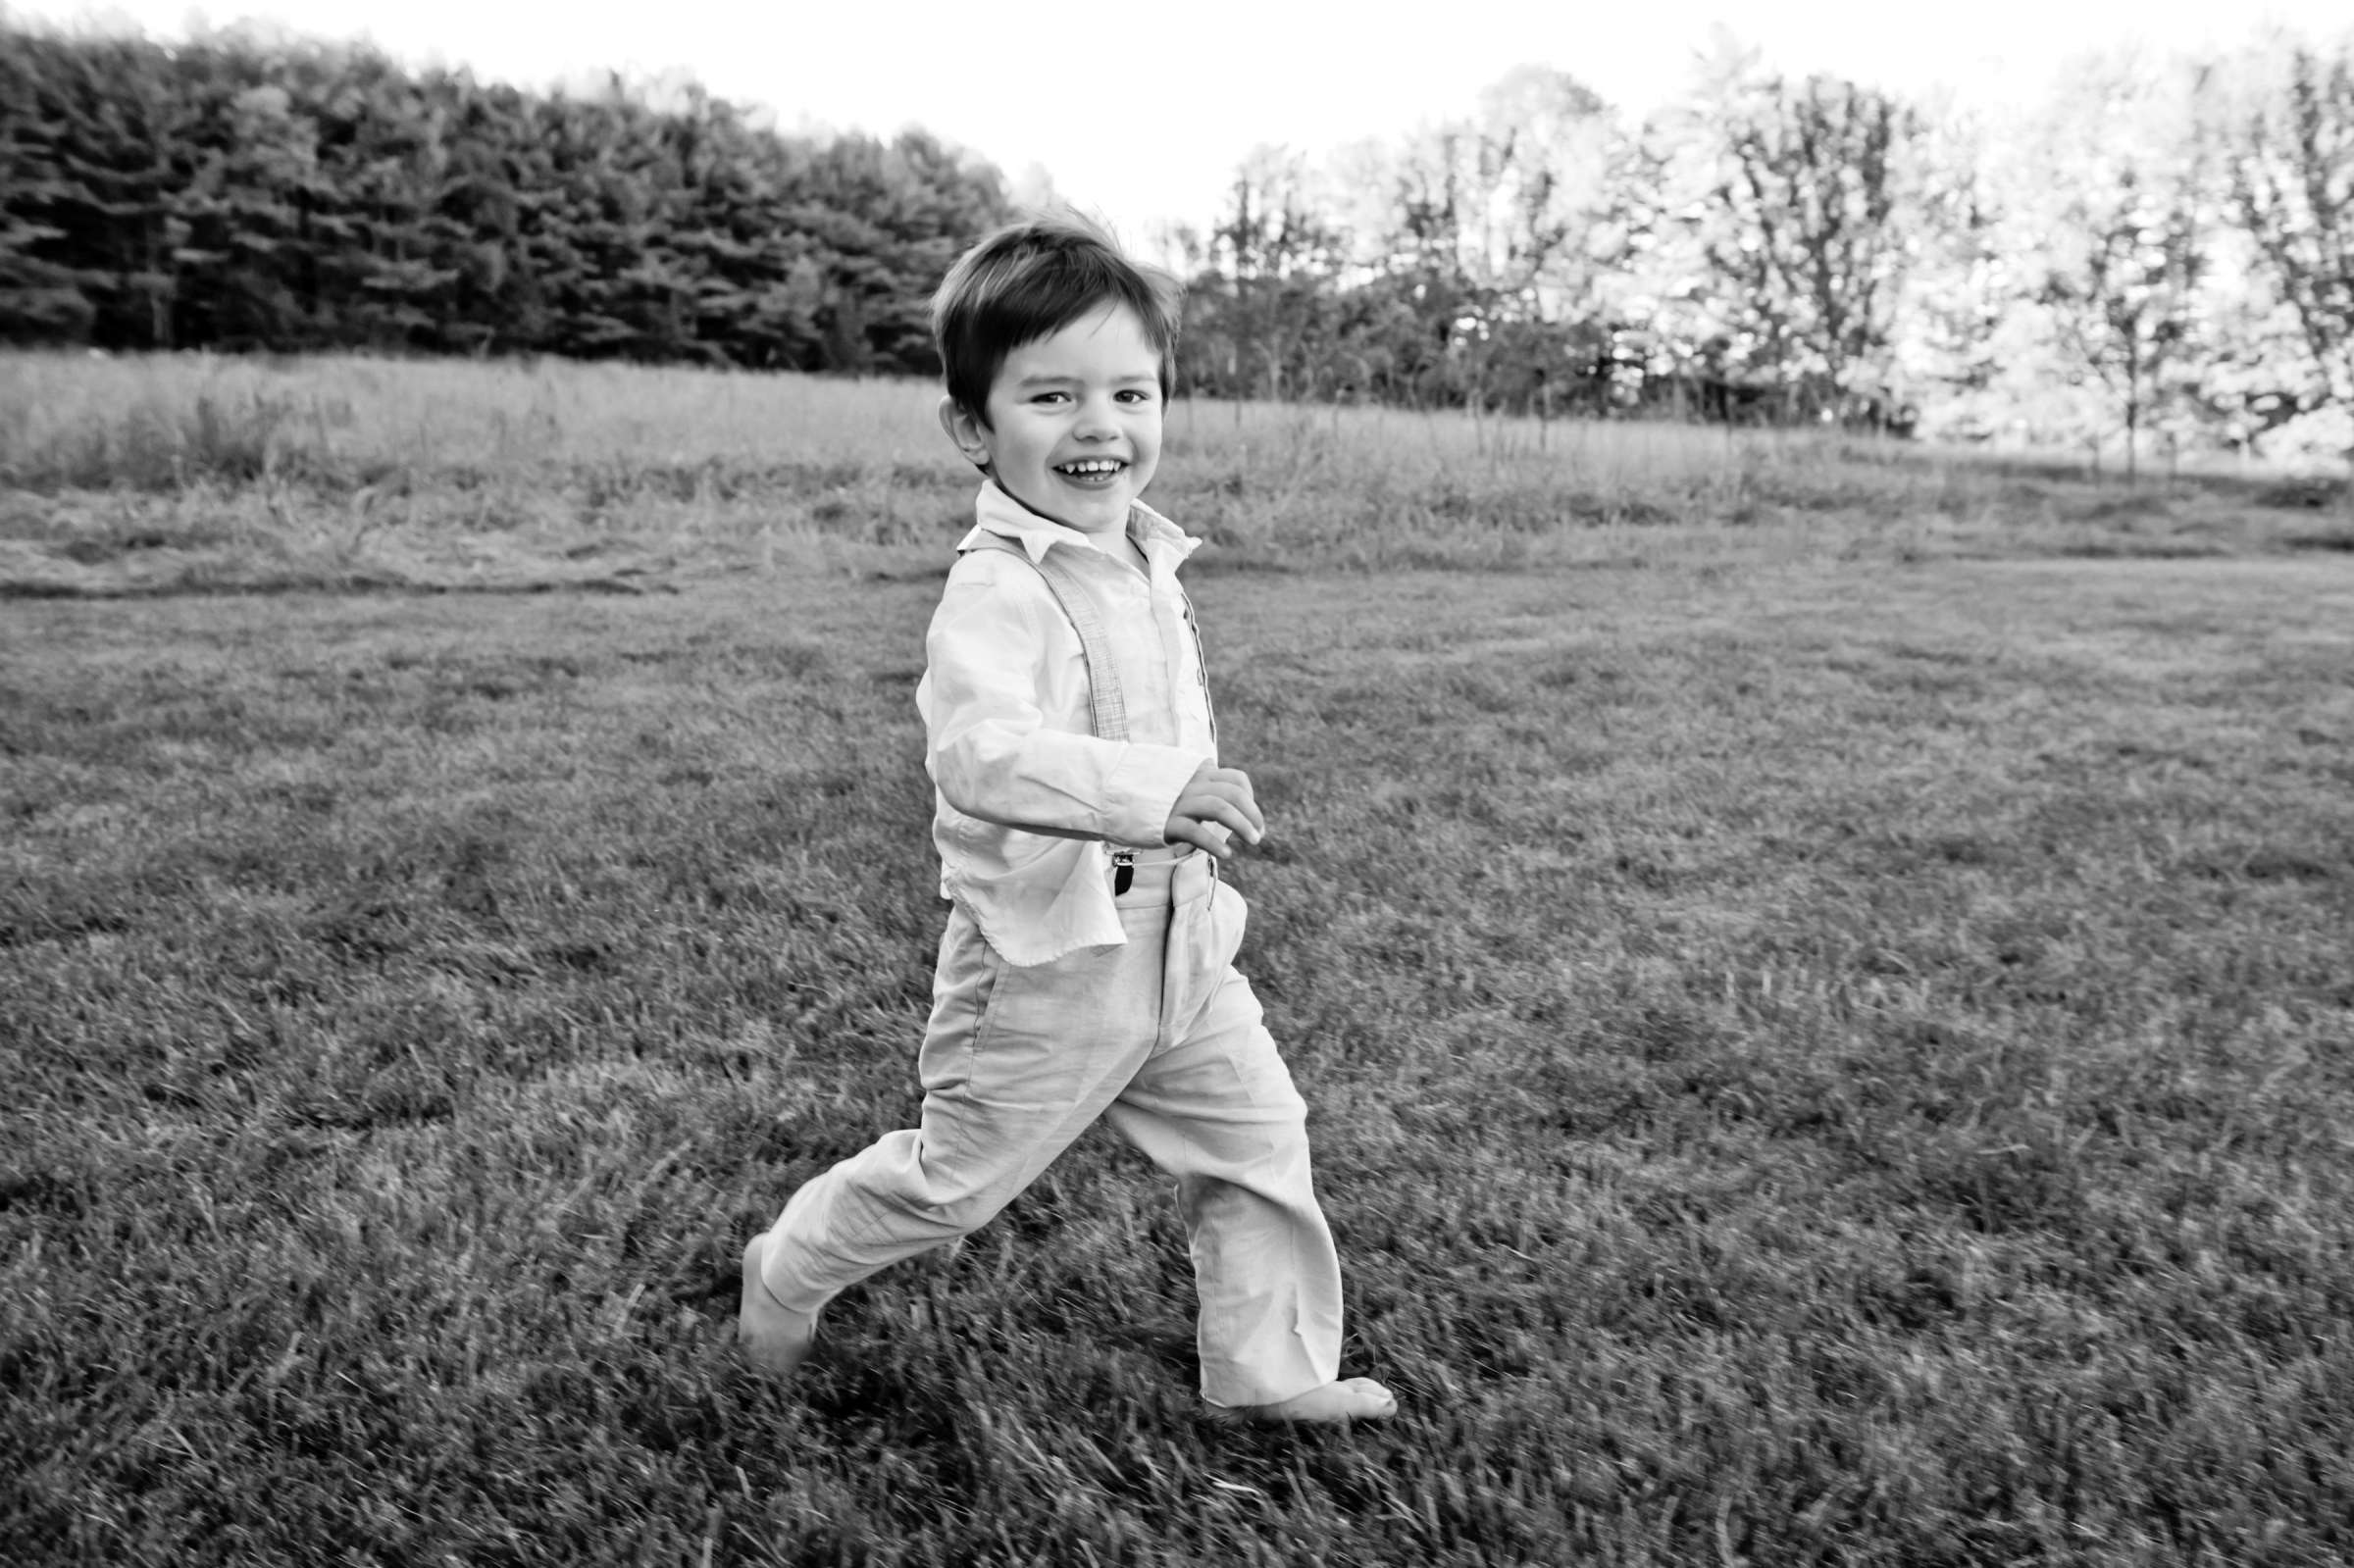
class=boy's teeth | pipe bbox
[1058,460,1122,475]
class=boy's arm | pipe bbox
[922,557,1206,848]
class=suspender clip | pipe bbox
[1110,848,1136,896]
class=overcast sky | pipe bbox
[12,0,2350,243]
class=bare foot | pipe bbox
[738,1235,820,1377]
[1233,1377,1398,1424]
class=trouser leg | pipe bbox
[758,900,1163,1314]
[1100,863,1345,1407]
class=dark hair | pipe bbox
[931,212,1181,423]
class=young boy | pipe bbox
[739,215,1395,1425]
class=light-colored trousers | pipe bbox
[757,851,1344,1407]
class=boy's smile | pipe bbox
[941,303,1164,540]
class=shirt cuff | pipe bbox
[1100,743,1209,848]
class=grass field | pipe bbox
[4,353,2354,1566]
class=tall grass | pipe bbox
[0,351,948,485]
[0,350,1796,491]
[1,351,2346,599]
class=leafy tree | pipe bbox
[1178,147,1351,402]
[1456,67,1615,319]
[1699,71,1924,419]
[1891,105,2007,424]
[2026,53,2213,481]
[2221,32,2354,482]
[1178,71,1627,418]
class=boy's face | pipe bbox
[940,303,1163,539]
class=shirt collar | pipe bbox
[955,480,1202,567]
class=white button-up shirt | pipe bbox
[918,481,1218,965]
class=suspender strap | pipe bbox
[1174,582,1220,755]
[1030,546,1133,745]
[968,532,1131,743]
[965,530,1219,753]
[966,528,1222,895]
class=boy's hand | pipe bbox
[1164,763,1264,859]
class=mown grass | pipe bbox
[6,467,2353,1568]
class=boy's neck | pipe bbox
[992,480,1150,574]
[1081,519,1150,578]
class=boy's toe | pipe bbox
[737,1235,819,1378]
[1235,1377,1399,1424]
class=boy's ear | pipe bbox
[939,396,991,471]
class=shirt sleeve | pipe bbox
[921,554,1206,847]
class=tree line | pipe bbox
[3,20,2351,469]
[1171,36,2354,472]
[0,23,1008,371]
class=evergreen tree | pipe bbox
[0,19,1011,368]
